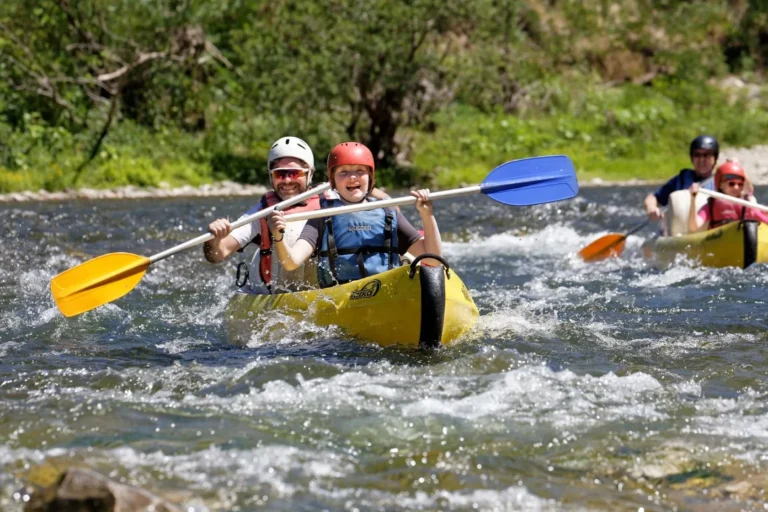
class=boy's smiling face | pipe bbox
[333,164,371,202]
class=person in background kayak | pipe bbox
[687,160,768,232]
[644,135,719,221]
[204,137,393,292]
[267,142,442,288]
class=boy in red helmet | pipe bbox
[687,160,768,232]
[267,142,442,288]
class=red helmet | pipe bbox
[327,142,375,191]
[714,161,746,190]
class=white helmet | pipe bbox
[268,136,315,171]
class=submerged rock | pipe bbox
[24,467,182,512]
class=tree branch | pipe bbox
[96,51,168,82]
[10,80,82,124]
[72,95,120,184]
[54,0,96,46]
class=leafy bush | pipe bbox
[410,80,768,186]
[2,0,768,193]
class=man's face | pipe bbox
[691,150,716,178]
[270,157,311,199]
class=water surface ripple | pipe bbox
[1,187,767,511]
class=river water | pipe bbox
[1,186,767,511]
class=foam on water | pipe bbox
[311,485,563,512]
[112,444,351,495]
[155,337,213,355]
[239,315,345,347]
[5,354,699,442]
[3,191,768,511]
[444,224,587,261]
[473,305,563,342]
[399,366,666,429]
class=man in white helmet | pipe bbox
[204,136,390,292]
[204,136,323,292]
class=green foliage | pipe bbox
[225,0,472,168]
[0,115,217,192]
[86,158,210,188]
[410,80,768,187]
[2,0,768,193]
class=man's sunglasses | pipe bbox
[691,151,715,158]
[271,168,309,180]
[726,180,744,187]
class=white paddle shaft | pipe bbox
[697,188,768,214]
[149,183,332,263]
[283,185,482,223]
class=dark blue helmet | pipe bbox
[690,135,719,159]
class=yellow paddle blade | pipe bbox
[50,252,151,317]
[578,234,627,262]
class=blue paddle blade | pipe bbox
[480,155,579,206]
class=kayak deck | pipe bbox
[642,220,768,268]
[225,259,479,348]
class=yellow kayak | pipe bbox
[225,256,479,348]
[642,220,768,268]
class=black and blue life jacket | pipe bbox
[316,192,399,288]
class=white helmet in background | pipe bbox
[268,137,315,177]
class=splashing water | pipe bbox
[1,188,767,511]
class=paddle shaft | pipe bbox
[285,171,563,222]
[596,220,649,251]
[148,183,331,263]
[697,188,768,214]
[624,219,651,237]
[281,186,479,223]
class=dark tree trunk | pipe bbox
[365,89,403,171]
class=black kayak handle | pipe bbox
[409,253,451,279]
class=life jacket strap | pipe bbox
[325,217,339,284]
[356,252,367,279]
[384,211,394,270]
[258,194,273,292]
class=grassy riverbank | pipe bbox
[411,79,768,187]
[2,79,768,193]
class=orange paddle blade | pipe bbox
[578,234,627,262]
[50,252,151,317]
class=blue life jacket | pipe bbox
[316,193,399,288]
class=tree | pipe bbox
[0,0,231,179]
[228,0,468,175]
